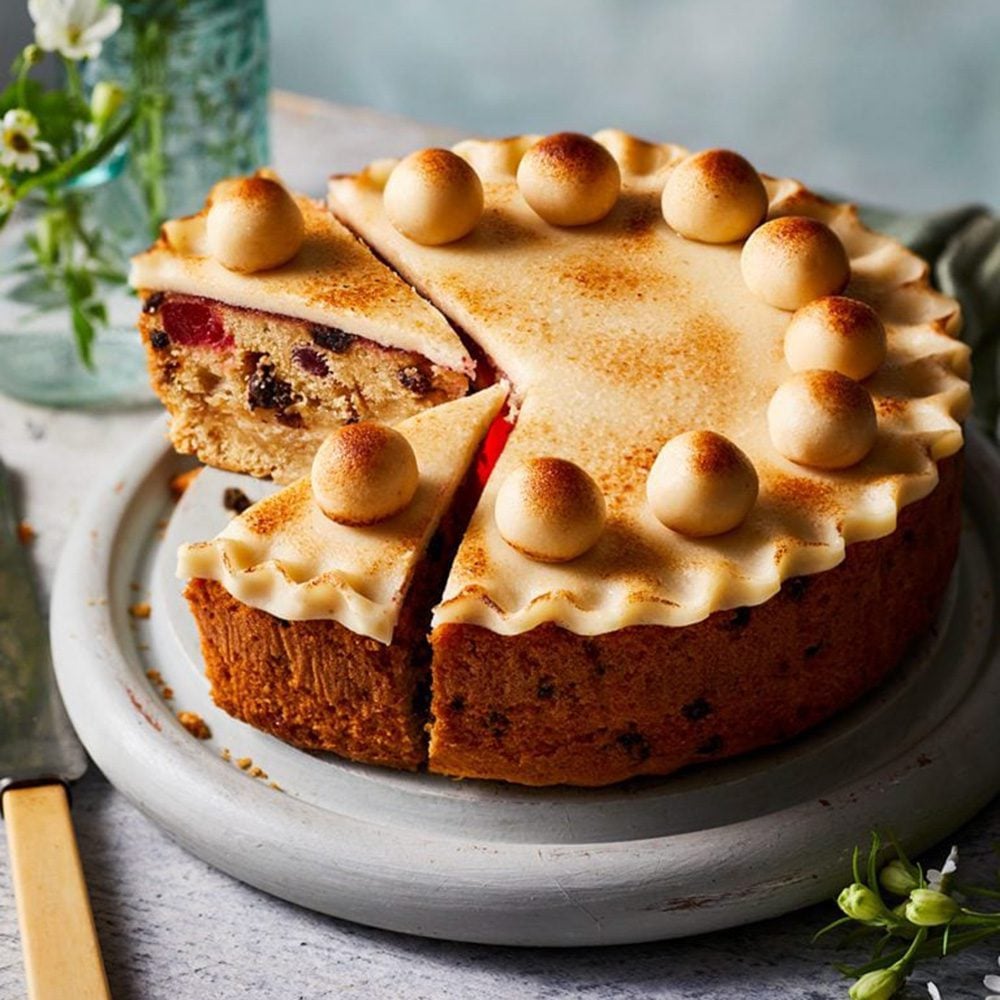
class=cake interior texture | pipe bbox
[139,291,468,483]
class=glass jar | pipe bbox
[96,0,271,238]
[0,0,269,408]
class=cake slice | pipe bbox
[131,174,473,483]
[178,383,508,770]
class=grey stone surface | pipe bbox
[1,767,997,999]
[0,99,997,999]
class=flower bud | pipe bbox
[22,43,43,66]
[879,860,919,897]
[90,81,125,126]
[848,967,902,1000]
[838,883,885,923]
[905,888,959,927]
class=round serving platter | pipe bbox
[51,417,1000,946]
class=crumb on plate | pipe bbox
[177,711,212,740]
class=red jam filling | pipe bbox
[160,300,234,350]
[475,407,514,490]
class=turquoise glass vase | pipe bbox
[0,0,270,408]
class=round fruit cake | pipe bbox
[133,131,971,787]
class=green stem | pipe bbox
[62,56,84,103]
[13,110,136,201]
[842,925,1000,977]
[130,18,171,237]
[955,882,1000,901]
[15,52,31,109]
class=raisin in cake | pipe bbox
[129,174,472,483]
[164,132,970,786]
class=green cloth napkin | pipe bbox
[858,203,999,442]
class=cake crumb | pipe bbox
[221,747,231,762]
[236,756,253,771]
[169,467,202,500]
[16,520,36,544]
[249,765,268,780]
[145,669,174,703]
[223,487,252,515]
[129,601,152,619]
[268,782,283,793]
[177,711,212,740]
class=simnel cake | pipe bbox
[141,131,970,787]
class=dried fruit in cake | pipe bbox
[130,173,473,483]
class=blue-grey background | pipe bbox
[2,0,998,209]
[265,0,1000,212]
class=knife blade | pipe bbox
[0,457,86,794]
[0,456,109,1000]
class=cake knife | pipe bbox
[0,458,110,1000]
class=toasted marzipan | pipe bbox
[328,130,969,637]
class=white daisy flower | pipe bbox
[0,110,50,173]
[985,954,1000,1000]
[28,0,122,61]
[927,845,959,891]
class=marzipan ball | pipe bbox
[383,148,484,245]
[311,423,419,526]
[646,430,759,537]
[784,296,887,380]
[741,216,850,310]
[661,149,769,244]
[205,176,305,273]
[516,132,621,226]
[495,457,606,562]
[767,370,877,470]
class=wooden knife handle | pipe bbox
[4,783,110,1000]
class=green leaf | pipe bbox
[85,300,107,325]
[90,266,127,285]
[867,832,882,894]
[70,300,95,370]
[3,274,64,309]
[812,915,853,941]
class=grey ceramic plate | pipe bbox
[51,417,1000,946]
